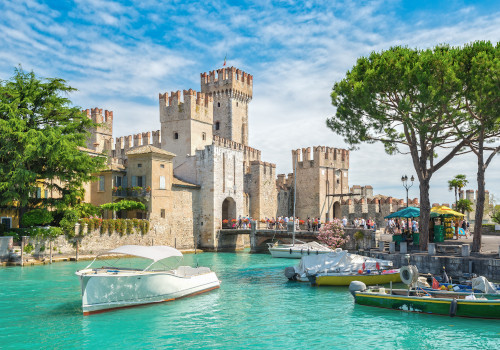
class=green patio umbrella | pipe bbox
[385,206,420,219]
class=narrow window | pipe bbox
[161,209,165,218]
[36,187,41,198]
[223,153,226,193]
[98,176,105,191]
[217,102,220,107]
[236,102,239,107]
[215,122,220,130]
[174,132,179,139]
[137,163,142,168]
[202,132,206,140]
[159,176,166,189]
[137,176,144,187]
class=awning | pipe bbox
[102,245,183,262]
[430,205,465,218]
[385,206,420,219]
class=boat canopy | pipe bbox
[293,250,394,277]
[102,245,183,262]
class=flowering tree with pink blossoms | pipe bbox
[317,219,349,249]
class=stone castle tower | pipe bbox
[85,108,113,154]
[159,89,214,167]
[200,67,253,145]
[278,146,349,222]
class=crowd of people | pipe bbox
[344,217,377,230]
[384,218,419,234]
[226,215,383,232]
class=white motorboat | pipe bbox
[75,245,220,315]
[267,240,333,258]
[284,248,396,283]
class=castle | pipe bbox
[80,66,415,250]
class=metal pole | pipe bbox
[21,236,26,267]
[292,154,297,246]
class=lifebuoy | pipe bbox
[400,265,419,285]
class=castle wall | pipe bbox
[247,161,277,221]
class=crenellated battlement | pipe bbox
[83,107,113,135]
[112,129,161,160]
[276,173,294,189]
[250,160,276,176]
[292,146,349,169]
[159,89,213,125]
[200,66,253,100]
[212,135,261,159]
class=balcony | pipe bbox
[112,187,151,198]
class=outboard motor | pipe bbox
[349,281,367,297]
[284,267,298,281]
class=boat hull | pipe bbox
[78,270,220,315]
[354,292,500,319]
[316,272,402,286]
[268,247,331,259]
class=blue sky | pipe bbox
[1,0,499,205]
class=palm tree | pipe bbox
[456,199,473,214]
[448,175,468,209]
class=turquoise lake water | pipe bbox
[1,251,499,349]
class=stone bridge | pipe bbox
[217,222,377,253]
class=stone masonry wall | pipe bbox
[196,144,245,249]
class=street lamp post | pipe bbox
[401,175,415,207]
[401,175,414,238]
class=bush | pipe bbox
[317,219,349,249]
[101,200,146,212]
[354,231,365,241]
[75,203,102,218]
[24,243,34,254]
[100,220,109,234]
[492,210,500,224]
[115,219,126,236]
[59,209,80,237]
[141,220,150,235]
[126,220,134,235]
[21,209,53,227]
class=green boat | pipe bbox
[353,288,500,319]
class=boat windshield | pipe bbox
[83,245,184,271]
[85,255,183,271]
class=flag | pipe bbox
[223,54,227,66]
[432,277,440,290]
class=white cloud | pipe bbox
[1,0,499,205]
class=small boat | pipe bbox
[420,276,500,300]
[350,286,500,319]
[315,270,401,286]
[349,266,500,319]
[75,245,220,315]
[284,248,399,285]
[268,240,332,259]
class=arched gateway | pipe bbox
[222,197,237,225]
